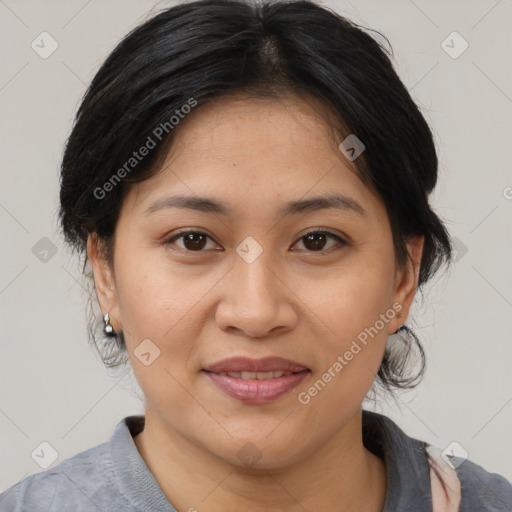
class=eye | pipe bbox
[163,230,220,252]
[292,230,346,252]
[162,229,347,253]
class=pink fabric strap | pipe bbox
[426,444,462,511]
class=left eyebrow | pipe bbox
[280,193,367,218]
[143,193,367,218]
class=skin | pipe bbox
[88,93,424,512]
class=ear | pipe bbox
[87,233,121,332]
[388,235,424,334]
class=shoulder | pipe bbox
[0,438,133,512]
[362,410,512,511]
[454,455,512,511]
[425,442,512,512]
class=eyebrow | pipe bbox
[144,193,367,218]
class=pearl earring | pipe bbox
[103,312,115,336]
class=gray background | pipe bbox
[1,0,511,491]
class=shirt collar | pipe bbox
[363,410,432,512]
[109,411,432,511]
[109,415,178,512]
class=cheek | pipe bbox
[114,245,213,337]
[113,247,228,398]
[306,249,396,341]
[114,254,208,416]
[298,249,395,396]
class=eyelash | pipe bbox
[162,229,348,254]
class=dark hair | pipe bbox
[58,0,452,393]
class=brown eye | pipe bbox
[294,231,346,252]
[164,230,219,252]
[181,232,208,250]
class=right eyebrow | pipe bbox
[144,195,234,217]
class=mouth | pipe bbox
[201,356,310,403]
[210,370,298,379]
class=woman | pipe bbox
[1,0,510,510]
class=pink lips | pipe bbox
[202,356,310,403]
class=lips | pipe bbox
[202,356,308,374]
[202,356,310,403]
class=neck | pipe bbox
[133,407,387,512]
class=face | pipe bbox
[89,93,423,469]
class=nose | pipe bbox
[214,246,298,338]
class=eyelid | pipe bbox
[163,228,221,250]
[291,229,348,252]
[294,228,348,244]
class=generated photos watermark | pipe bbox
[297,301,403,405]
[93,97,198,200]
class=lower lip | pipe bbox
[202,370,309,403]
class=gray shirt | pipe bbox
[1,411,511,511]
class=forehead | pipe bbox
[123,93,382,219]
[173,93,343,159]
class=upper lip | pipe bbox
[203,356,309,373]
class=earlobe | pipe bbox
[86,233,121,332]
[389,235,425,334]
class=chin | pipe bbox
[204,432,311,472]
